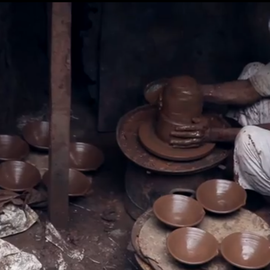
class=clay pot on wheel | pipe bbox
[138,76,215,161]
[156,76,203,142]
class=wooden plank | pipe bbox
[49,2,71,229]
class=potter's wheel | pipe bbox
[116,105,231,174]
[131,209,270,270]
[138,119,215,161]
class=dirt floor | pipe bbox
[4,98,270,270]
[5,100,138,270]
[7,131,137,270]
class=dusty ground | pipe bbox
[6,100,138,270]
[7,132,137,270]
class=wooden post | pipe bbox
[49,2,71,228]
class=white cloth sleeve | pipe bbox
[249,63,270,97]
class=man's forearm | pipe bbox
[208,124,270,143]
[208,128,240,142]
[201,80,262,106]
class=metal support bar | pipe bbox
[49,2,71,229]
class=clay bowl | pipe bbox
[0,135,29,161]
[0,161,41,191]
[167,227,219,265]
[22,121,49,150]
[220,232,270,269]
[196,179,247,214]
[42,168,92,197]
[153,194,205,228]
[69,142,104,171]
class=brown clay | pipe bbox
[167,227,219,265]
[42,168,92,197]
[196,179,247,214]
[139,121,215,161]
[220,232,270,269]
[153,194,205,228]
[144,78,168,105]
[0,161,41,191]
[156,76,203,142]
[22,121,50,150]
[117,105,231,174]
[139,76,216,161]
[0,135,29,161]
[69,142,104,171]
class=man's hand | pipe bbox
[169,118,210,148]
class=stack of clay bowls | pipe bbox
[0,134,40,192]
[152,179,270,269]
[0,120,104,197]
[22,120,105,196]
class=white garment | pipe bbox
[229,62,270,195]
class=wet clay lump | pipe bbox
[156,76,203,142]
[138,76,215,161]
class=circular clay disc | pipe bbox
[138,120,215,161]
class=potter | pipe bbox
[156,76,205,145]
[145,62,270,198]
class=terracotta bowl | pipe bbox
[167,227,219,265]
[153,194,205,228]
[22,121,49,150]
[42,168,92,197]
[0,161,41,191]
[196,179,247,214]
[69,142,104,171]
[0,135,29,161]
[220,232,270,269]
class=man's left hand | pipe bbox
[169,118,210,148]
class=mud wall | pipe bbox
[0,3,48,133]
[96,2,270,132]
[0,3,269,133]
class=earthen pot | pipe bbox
[0,161,41,191]
[156,76,204,142]
[167,227,219,265]
[138,76,215,161]
[196,179,247,214]
[0,135,29,161]
[22,121,49,150]
[153,194,205,228]
[220,232,270,269]
[42,168,92,197]
[69,142,104,171]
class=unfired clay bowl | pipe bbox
[196,179,247,214]
[0,135,29,161]
[69,142,104,171]
[42,168,92,197]
[153,194,205,228]
[0,161,41,191]
[167,227,219,265]
[22,121,49,150]
[220,232,270,269]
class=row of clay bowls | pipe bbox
[0,121,104,196]
[153,179,270,269]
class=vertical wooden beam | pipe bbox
[49,2,71,228]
